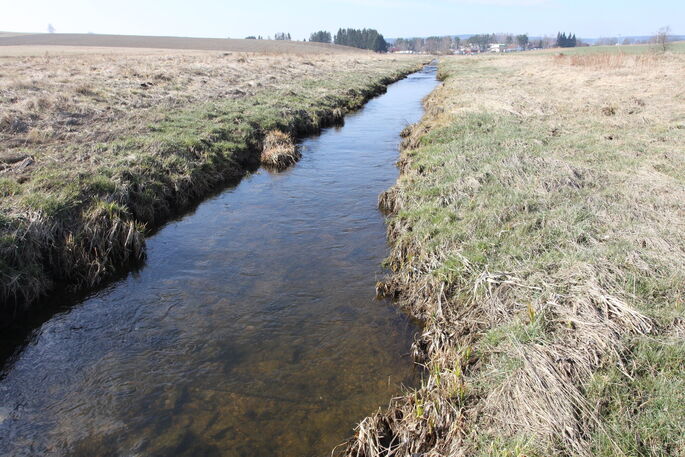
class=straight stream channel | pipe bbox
[0,66,439,457]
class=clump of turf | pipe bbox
[260,130,301,170]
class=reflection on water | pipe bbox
[0,67,438,457]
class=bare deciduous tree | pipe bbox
[654,26,671,52]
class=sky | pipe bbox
[0,0,683,40]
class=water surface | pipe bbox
[0,66,438,457]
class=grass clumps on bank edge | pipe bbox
[0,56,426,323]
[260,130,301,170]
[340,51,685,457]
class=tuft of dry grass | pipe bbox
[260,130,300,170]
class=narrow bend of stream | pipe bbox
[0,66,438,457]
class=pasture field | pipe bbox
[0,44,425,320]
[342,49,685,457]
[0,32,366,54]
[534,40,685,55]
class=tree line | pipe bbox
[394,36,459,54]
[309,31,332,43]
[244,29,627,52]
[334,28,388,52]
[556,32,577,48]
[465,32,570,50]
[248,28,388,52]
[394,34,531,53]
[244,34,288,40]
[467,33,531,50]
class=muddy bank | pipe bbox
[0,60,426,326]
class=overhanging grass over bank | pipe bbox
[342,51,685,456]
[0,56,425,321]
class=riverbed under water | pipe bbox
[0,67,438,457]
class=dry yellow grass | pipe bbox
[0,50,406,181]
[342,51,685,456]
[0,47,424,319]
[0,33,364,54]
[553,51,659,69]
[0,45,220,57]
[260,130,301,169]
[432,52,683,125]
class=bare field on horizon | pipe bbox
[0,32,31,38]
[0,45,225,57]
[0,33,367,54]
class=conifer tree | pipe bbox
[334,28,388,52]
[556,32,577,48]
[309,31,332,43]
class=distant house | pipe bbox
[489,43,506,53]
[454,44,482,55]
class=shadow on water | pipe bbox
[0,168,258,369]
[0,84,360,369]
[0,66,439,457]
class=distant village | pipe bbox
[390,34,573,55]
[392,43,528,55]
[388,32,655,55]
[393,42,537,55]
[257,29,672,55]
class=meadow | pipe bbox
[0,43,424,320]
[534,40,685,55]
[343,48,685,457]
[0,32,364,54]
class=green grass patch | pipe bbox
[0,177,21,197]
[588,337,685,456]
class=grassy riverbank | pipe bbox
[343,49,685,456]
[0,50,425,322]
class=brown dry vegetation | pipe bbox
[0,33,364,54]
[0,47,425,321]
[260,130,301,169]
[554,51,661,69]
[0,49,376,175]
[341,50,685,456]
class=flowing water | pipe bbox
[0,66,438,457]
